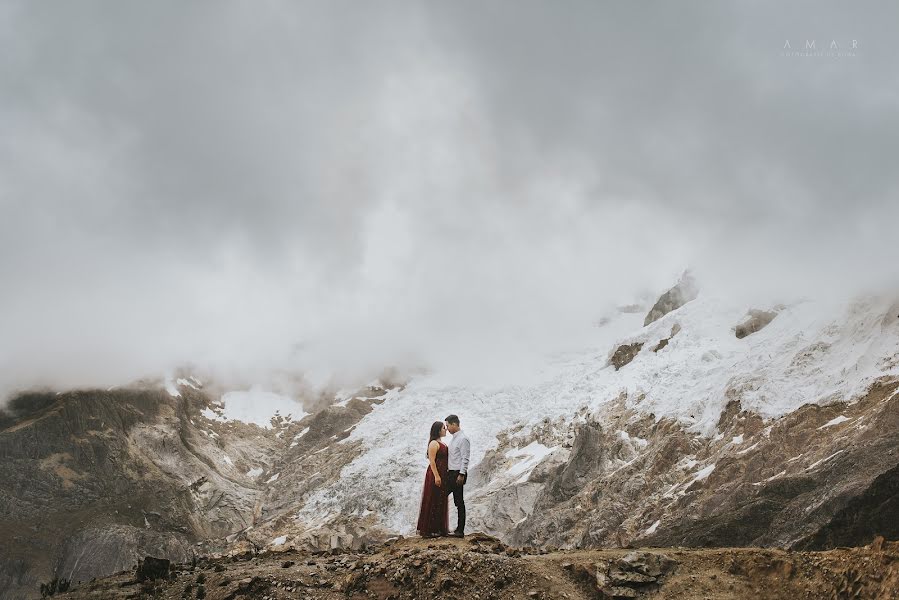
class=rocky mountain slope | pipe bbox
[0,378,399,600]
[2,284,898,599]
[297,292,899,551]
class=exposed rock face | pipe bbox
[0,382,394,600]
[0,388,259,599]
[502,380,899,551]
[609,343,644,370]
[541,422,608,503]
[653,323,681,352]
[229,395,392,554]
[59,525,189,586]
[643,272,698,327]
[734,309,779,339]
[135,556,170,582]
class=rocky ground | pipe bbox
[52,534,899,600]
[494,378,899,550]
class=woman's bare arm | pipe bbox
[428,441,442,487]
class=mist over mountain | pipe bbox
[2,1,898,402]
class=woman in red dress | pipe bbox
[416,421,449,537]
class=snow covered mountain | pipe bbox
[2,282,898,599]
[293,289,899,547]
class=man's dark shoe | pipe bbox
[449,531,464,538]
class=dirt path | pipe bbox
[56,534,899,600]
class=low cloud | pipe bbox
[1,1,896,402]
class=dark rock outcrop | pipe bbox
[734,309,779,339]
[643,272,698,327]
[609,343,644,370]
[653,324,681,352]
[545,422,608,502]
[135,556,170,582]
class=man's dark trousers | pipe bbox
[446,470,467,533]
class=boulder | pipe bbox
[135,556,170,582]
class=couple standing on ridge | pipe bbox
[416,414,470,538]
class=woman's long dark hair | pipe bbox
[426,421,444,457]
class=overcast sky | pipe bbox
[1,1,897,400]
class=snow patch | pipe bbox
[818,415,851,429]
[203,388,308,429]
[736,442,760,455]
[164,376,180,398]
[688,464,716,486]
[806,450,845,471]
[681,458,698,470]
[246,468,263,478]
[177,378,199,390]
[504,441,558,479]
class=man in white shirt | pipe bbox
[445,414,470,537]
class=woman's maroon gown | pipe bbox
[416,441,449,536]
